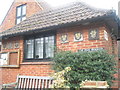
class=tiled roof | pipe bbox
[0,2,114,37]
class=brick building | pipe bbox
[0,0,120,88]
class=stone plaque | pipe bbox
[104,30,108,41]
[3,43,7,49]
[89,29,99,40]
[78,48,104,52]
[14,42,19,48]
[2,41,20,49]
[61,34,68,43]
[74,32,83,42]
[8,43,13,49]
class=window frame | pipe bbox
[16,4,26,24]
[23,32,56,62]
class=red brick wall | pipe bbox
[0,0,42,32]
[56,23,115,53]
[1,64,54,84]
[1,23,119,87]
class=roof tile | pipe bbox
[1,2,114,37]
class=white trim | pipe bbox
[35,0,44,10]
[18,75,53,80]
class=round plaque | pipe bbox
[74,32,83,41]
[61,34,68,43]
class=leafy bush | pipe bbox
[50,67,71,88]
[52,50,116,88]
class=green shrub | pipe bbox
[52,50,116,88]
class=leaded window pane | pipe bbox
[25,39,34,59]
[22,5,26,15]
[45,36,54,58]
[22,16,26,21]
[35,38,44,59]
[17,7,21,17]
[16,18,21,24]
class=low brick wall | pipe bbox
[80,81,109,88]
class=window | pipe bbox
[16,4,26,24]
[24,35,55,61]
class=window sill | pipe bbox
[0,65,19,68]
[21,61,53,65]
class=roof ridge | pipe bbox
[23,1,114,24]
[26,1,113,20]
[36,0,52,10]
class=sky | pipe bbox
[0,0,119,25]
